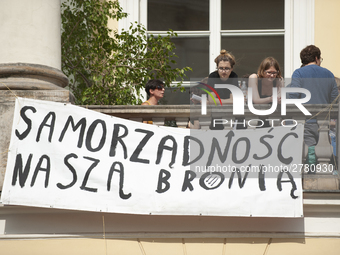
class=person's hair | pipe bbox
[214,49,236,68]
[257,57,282,78]
[300,45,321,66]
[145,79,164,96]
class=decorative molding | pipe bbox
[0,63,69,90]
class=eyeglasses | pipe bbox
[218,67,231,72]
[265,71,278,76]
[320,57,323,63]
[155,85,164,90]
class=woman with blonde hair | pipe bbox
[206,50,239,130]
[249,57,283,104]
[207,49,238,104]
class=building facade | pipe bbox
[0,0,340,254]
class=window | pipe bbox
[119,0,315,104]
[148,0,209,31]
[147,0,284,80]
[148,0,210,80]
[221,0,284,78]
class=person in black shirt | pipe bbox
[206,50,240,130]
[207,49,239,104]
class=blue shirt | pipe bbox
[288,64,338,104]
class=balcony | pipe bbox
[0,101,339,243]
[85,103,340,192]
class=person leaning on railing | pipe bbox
[248,57,284,128]
[207,49,238,105]
[207,49,239,130]
[248,57,283,104]
[287,45,339,172]
[141,79,165,124]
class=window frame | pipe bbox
[119,0,315,79]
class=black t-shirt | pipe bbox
[207,71,239,99]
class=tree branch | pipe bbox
[62,18,82,47]
[64,61,92,88]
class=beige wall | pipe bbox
[315,0,340,77]
[1,238,340,255]
[108,15,119,38]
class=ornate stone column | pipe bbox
[0,0,73,189]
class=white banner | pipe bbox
[1,98,304,217]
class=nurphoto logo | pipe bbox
[200,84,311,116]
[197,83,311,128]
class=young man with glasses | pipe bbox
[288,45,339,171]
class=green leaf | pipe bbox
[61,0,192,105]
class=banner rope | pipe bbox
[1,82,19,99]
